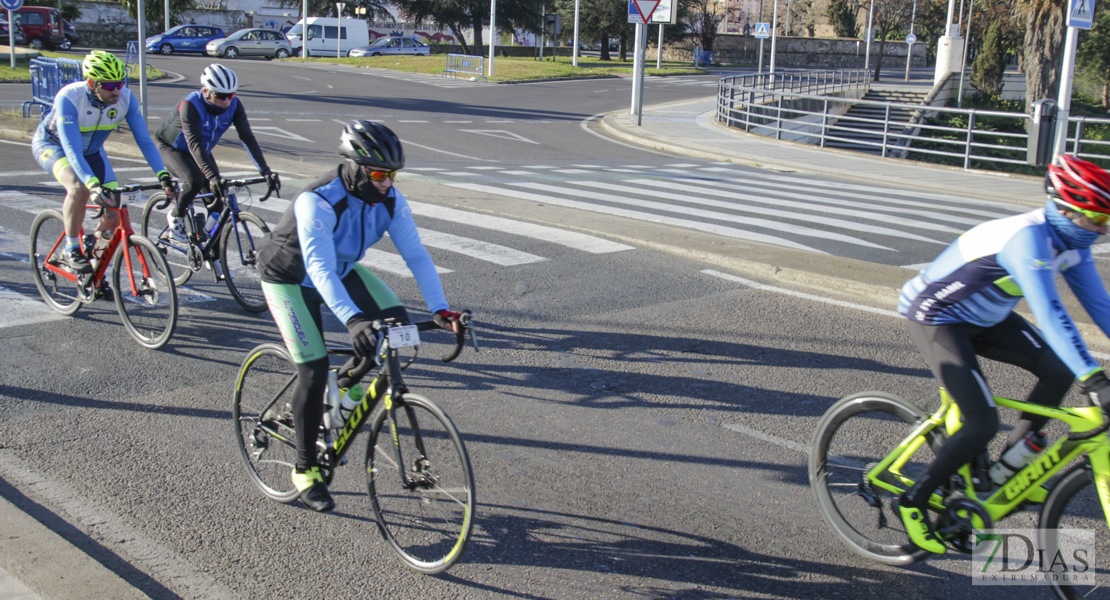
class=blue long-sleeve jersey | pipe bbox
[898,208,1110,379]
[34,81,167,187]
[257,169,447,324]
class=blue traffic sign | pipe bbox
[754,22,770,39]
[0,0,24,12]
[906,33,917,44]
[1067,0,1095,29]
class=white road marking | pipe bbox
[415,229,547,266]
[448,182,825,254]
[360,248,451,276]
[407,201,634,254]
[515,181,892,250]
[459,129,540,144]
[0,285,64,328]
[702,269,901,317]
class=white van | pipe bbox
[286,17,369,57]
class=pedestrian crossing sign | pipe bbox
[754,22,770,38]
[1067,0,1095,29]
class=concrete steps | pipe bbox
[824,89,927,155]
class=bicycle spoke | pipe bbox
[113,236,177,349]
[233,345,302,502]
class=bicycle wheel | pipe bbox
[140,192,194,287]
[112,234,178,349]
[365,393,475,574]
[810,391,943,566]
[1039,463,1110,599]
[219,211,269,313]
[233,343,302,503]
[29,209,83,315]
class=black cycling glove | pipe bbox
[262,170,281,193]
[345,314,376,357]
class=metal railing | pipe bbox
[716,71,1110,171]
[21,56,84,118]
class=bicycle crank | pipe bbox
[937,496,994,554]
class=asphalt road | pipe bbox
[0,55,1103,600]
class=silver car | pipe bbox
[348,36,430,57]
[207,28,293,60]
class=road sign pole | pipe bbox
[769,0,778,74]
[758,38,763,74]
[630,22,642,116]
[8,8,14,69]
[1054,25,1080,157]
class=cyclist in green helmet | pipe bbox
[31,50,177,276]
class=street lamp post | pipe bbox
[301,0,308,58]
[335,2,345,57]
[864,0,874,72]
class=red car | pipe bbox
[12,6,66,50]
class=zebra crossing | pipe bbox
[400,161,1035,265]
[0,179,634,330]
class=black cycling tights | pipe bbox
[159,145,224,218]
[293,357,329,471]
[902,313,1073,507]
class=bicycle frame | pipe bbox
[865,388,1110,529]
[163,190,247,259]
[41,198,153,298]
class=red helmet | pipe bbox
[1047,154,1110,214]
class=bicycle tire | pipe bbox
[140,192,195,287]
[1039,463,1109,599]
[219,210,269,313]
[233,343,303,503]
[809,391,941,566]
[111,234,178,349]
[365,393,475,574]
[29,209,83,316]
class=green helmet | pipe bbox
[83,50,126,82]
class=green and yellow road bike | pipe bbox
[810,389,1110,599]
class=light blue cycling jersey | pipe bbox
[284,176,447,324]
[898,208,1110,379]
[33,81,167,187]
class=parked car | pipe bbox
[207,28,292,59]
[347,36,429,58]
[145,24,225,55]
[61,19,78,50]
[0,19,26,47]
[11,6,66,50]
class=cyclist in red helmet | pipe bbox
[895,154,1110,554]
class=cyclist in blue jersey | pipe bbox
[895,154,1110,554]
[31,50,177,275]
[255,120,462,512]
[155,64,278,246]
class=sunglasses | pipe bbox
[98,80,125,91]
[1072,207,1110,226]
[210,91,235,101]
[367,169,398,182]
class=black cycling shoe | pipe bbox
[292,467,335,513]
[58,247,92,274]
[95,283,114,302]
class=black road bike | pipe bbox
[232,314,479,574]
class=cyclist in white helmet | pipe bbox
[156,64,278,248]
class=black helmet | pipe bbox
[339,120,404,170]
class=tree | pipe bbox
[868,0,915,81]
[971,20,1006,96]
[274,0,394,27]
[392,0,545,54]
[1015,0,1067,111]
[827,0,859,37]
[120,0,195,32]
[682,0,724,51]
[553,0,635,61]
[1077,3,1110,107]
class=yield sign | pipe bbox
[632,0,660,23]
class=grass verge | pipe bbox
[283,54,705,82]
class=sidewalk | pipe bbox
[599,74,1044,209]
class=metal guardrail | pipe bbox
[442,53,487,82]
[21,57,84,119]
[716,71,1110,171]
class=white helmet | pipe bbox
[200,64,238,94]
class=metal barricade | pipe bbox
[442,54,487,82]
[21,57,86,119]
